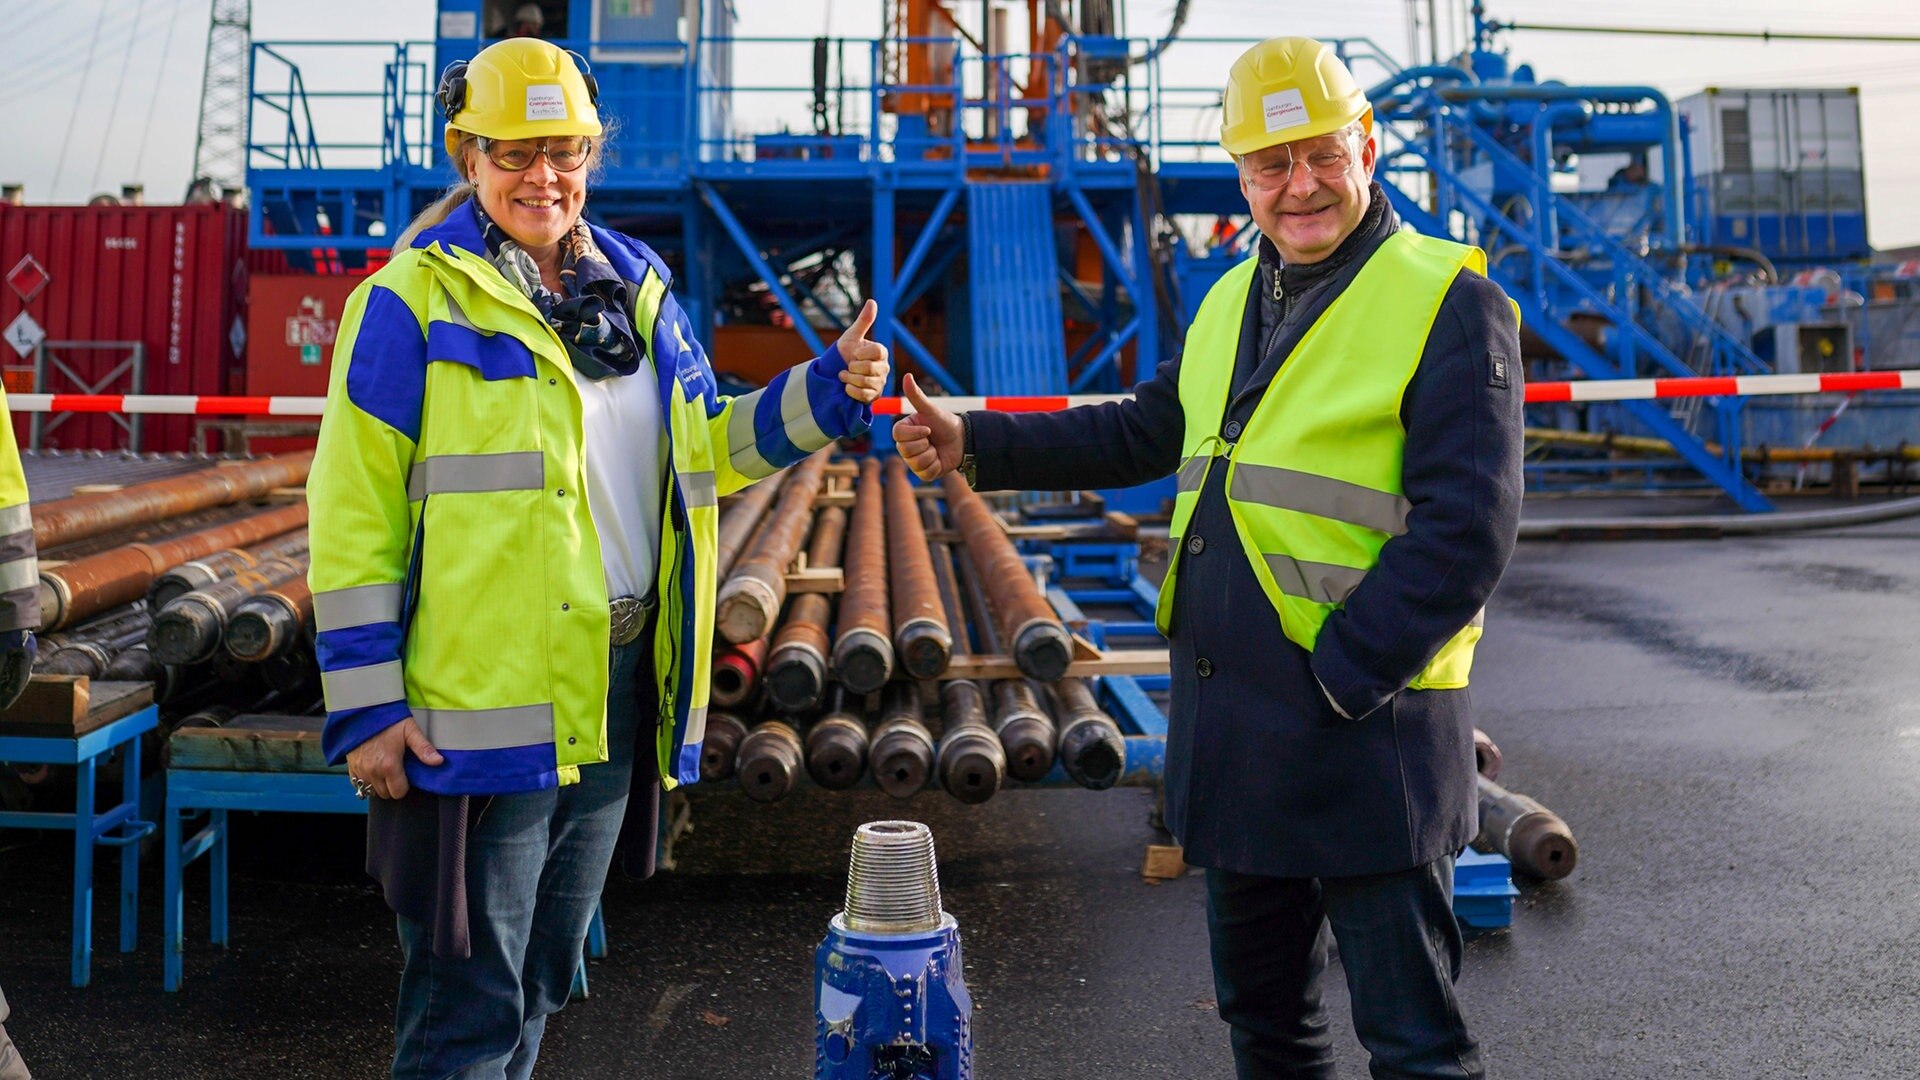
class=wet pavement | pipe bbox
[4,515,1920,1078]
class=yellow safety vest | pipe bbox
[0,387,37,633]
[1155,230,1499,689]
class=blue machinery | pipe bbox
[247,1,1908,511]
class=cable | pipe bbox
[135,0,191,177]
[90,0,149,194]
[1493,20,1920,45]
[1519,494,1920,540]
[49,0,112,198]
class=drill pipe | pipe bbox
[805,684,869,790]
[34,604,151,670]
[885,457,951,678]
[37,504,309,631]
[1472,728,1503,782]
[31,452,313,550]
[1047,678,1128,790]
[736,718,806,803]
[148,557,306,665]
[871,680,936,799]
[766,505,849,712]
[710,637,768,709]
[941,473,1072,681]
[954,541,1056,780]
[225,573,315,663]
[926,499,1004,804]
[173,705,238,730]
[832,457,895,694]
[148,529,311,611]
[40,628,147,677]
[259,644,318,697]
[1477,775,1578,881]
[101,643,177,697]
[716,467,787,579]
[700,710,750,782]
[717,452,830,645]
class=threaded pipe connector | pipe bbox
[843,820,943,933]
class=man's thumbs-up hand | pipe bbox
[836,299,889,405]
[893,372,965,481]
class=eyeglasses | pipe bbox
[477,136,593,173]
[1239,136,1359,192]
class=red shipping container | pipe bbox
[0,203,247,452]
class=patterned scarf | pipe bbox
[472,202,643,380]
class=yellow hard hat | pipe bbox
[1219,37,1372,157]
[438,38,603,158]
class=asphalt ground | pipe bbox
[3,511,1919,1077]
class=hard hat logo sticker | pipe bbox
[1262,88,1309,134]
[525,84,569,122]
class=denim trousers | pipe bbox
[1205,857,1484,1080]
[391,640,650,1080]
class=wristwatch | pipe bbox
[958,411,978,487]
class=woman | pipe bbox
[307,38,887,1078]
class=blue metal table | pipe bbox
[163,766,608,994]
[0,703,159,987]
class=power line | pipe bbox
[1492,20,1920,45]
[91,0,150,193]
[136,0,193,178]
[49,0,111,198]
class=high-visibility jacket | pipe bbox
[1156,230,1497,689]
[309,202,868,795]
[0,388,37,633]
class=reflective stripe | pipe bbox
[683,703,708,746]
[0,527,34,564]
[314,583,404,632]
[680,469,717,509]
[1262,554,1370,605]
[413,703,556,752]
[321,660,406,712]
[1469,607,1485,629]
[779,361,830,451]
[1177,455,1208,493]
[0,503,30,535]
[0,555,36,595]
[406,451,544,500]
[727,386,776,478]
[1231,463,1412,536]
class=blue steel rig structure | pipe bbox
[246,1,1912,512]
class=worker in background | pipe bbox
[309,39,885,1078]
[896,37,1522,1079]
[0,387,38,1080]
[502,2,546,39]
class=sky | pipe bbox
[3,0,1919,243]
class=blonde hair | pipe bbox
[391,125,616,253]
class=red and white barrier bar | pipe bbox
[6,370,1918,418]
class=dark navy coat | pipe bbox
[968,192,1524,877]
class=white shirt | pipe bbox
[573,365,664,601]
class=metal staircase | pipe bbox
[965,182,1068,395]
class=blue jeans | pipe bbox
[391,641,649,1080]
[1205,857,1483,1080]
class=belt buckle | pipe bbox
[609,595,655,648]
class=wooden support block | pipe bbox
[822,461,860,478]
[785,566,845,594]
[1070,633,1103,662]
[1103,511,1139,540]
[1142,844,1188,881]
[0,677,154,737]
[266,486,308,503]
[168,713,343,773]
[940,647,1169,681]
[815,490,856,509]
[69,484,125,495]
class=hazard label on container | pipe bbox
[5,255,49,304]
[4,311,45,358]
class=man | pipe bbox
[0,386,39,1080]
[895,37,1522,1080]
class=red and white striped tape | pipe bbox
[6,370,1917,418]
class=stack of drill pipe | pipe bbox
[765,505,848,713]
[1046,678,1128,790]
[805,684,869,790]
[925,500,1004,804]
[709,637,768,710]
[953,540,1055,781]
[30,452,313,550]
[33,603,151,671]
[102,642,179,699]
[700,710,750,782]
[39,627,148,678]
[831,457,894,694]
[884,457,952,679]
[715,466,786,580]
[940,473,1073,682]
[225,571,315,663]
[148,557,307,666]
[1476,775,1578,880]
[716,451,830,645]
[148,529,311,611]
[736,717,806,803]
[36,503,309,631]
[870,679,936,799]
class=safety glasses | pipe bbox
[477,136,594,173]
[1239,133,1360,192]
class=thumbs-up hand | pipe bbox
[893,373,965,481]
[837,299,889,405]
